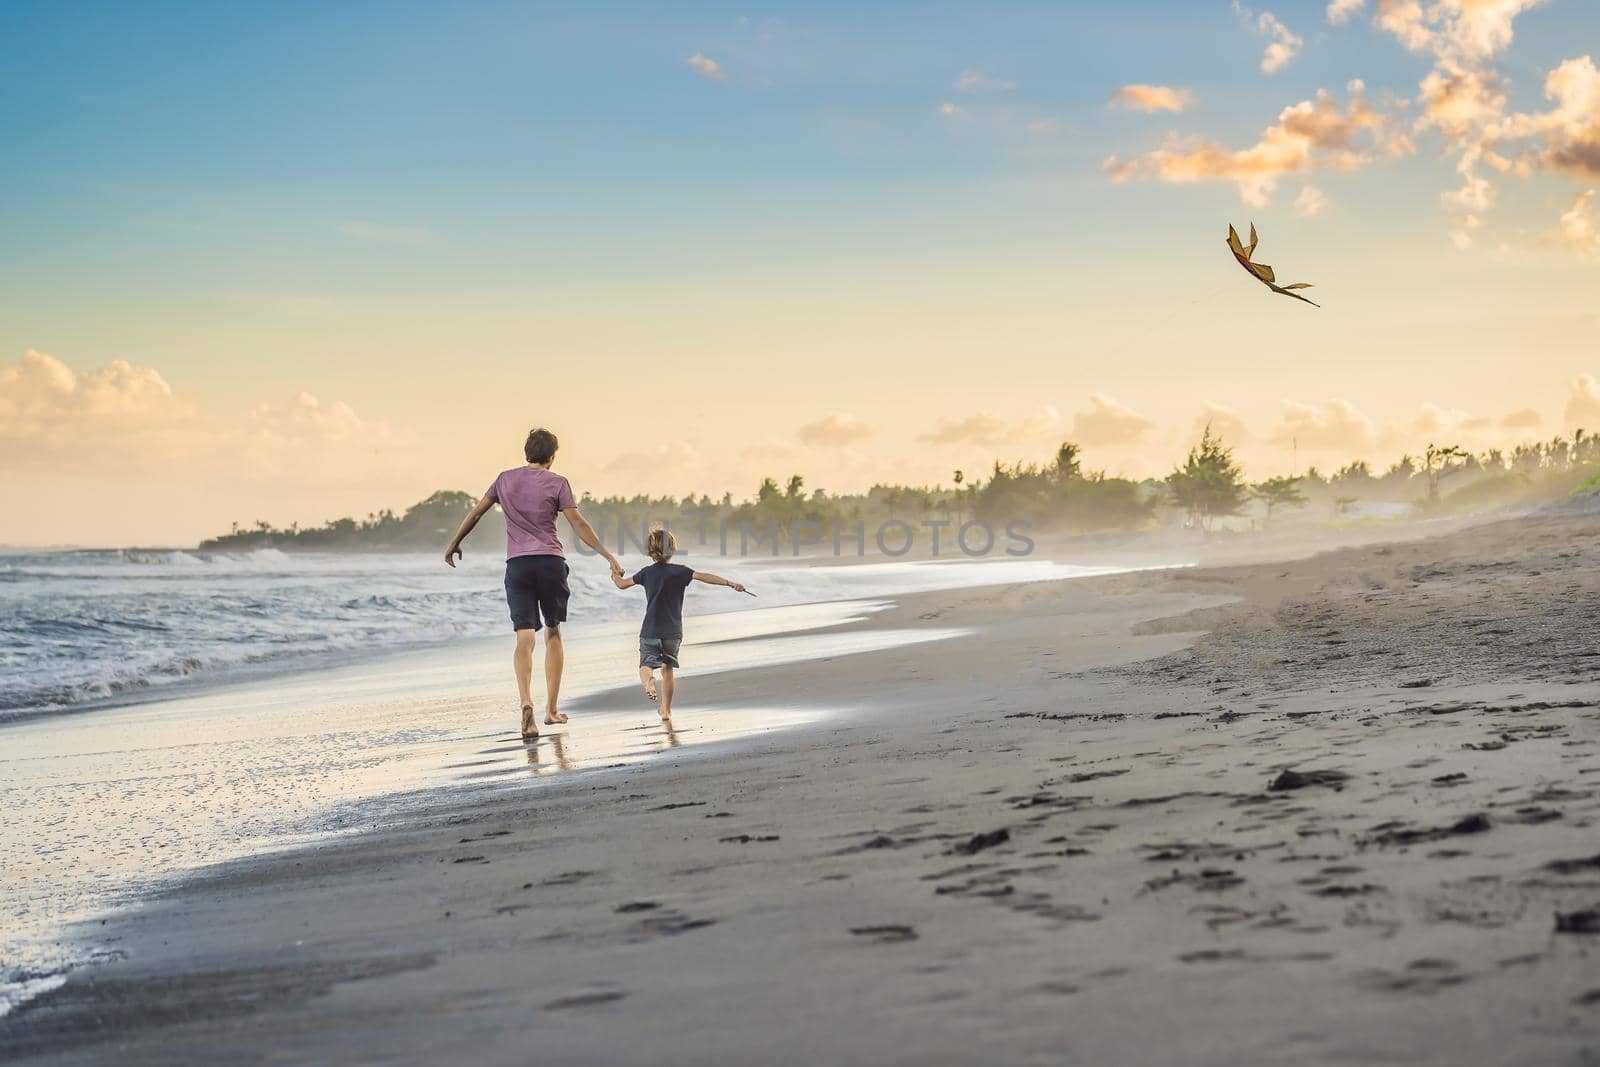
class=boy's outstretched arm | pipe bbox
[611,573,637,590]
[443,493,496,567]
[563,506,625,578]
[693,570,749,594]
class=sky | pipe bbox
[2,0,1598,546]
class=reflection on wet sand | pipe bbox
[656,719,683,750]
[525,732,576,774]
[473,707,787,788]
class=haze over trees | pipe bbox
[199,428,1600,553]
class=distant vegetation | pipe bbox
[198,430,1600,553]
[199,491,484,552]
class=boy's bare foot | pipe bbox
[545,710,568,725]
[642,674,658,702]
[659,708,672,721]
[520,704,538,738]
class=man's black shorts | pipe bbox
[504,554,569,632]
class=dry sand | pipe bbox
[5,504,1599,1065]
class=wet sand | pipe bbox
[5,505,1600,1065]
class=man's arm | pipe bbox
[564,506,624,578]
[443,494,496,568]
[692,570,748,594]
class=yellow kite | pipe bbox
[1226,223,1319,307]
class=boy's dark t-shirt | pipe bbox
[633,562,695,639]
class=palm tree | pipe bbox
[1422,443,1468,500]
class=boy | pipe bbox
[610,526,749,720]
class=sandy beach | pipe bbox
[5,503,1599,1065]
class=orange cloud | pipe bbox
[0,349,396,479]
[1070,394,1154,447]
[1326,0,1365,24]
[1499,408,1541,429]
[1107,84,1194,113]
[1234,3,1303,75]
[921,406,1062,447]
[1193,402,1254,445]
[1295,185,1329,216]
[1567,373,1600,429]
[797,413,874,447]
[1559,190,1598,258]
[1105,82,1409,206]
[1269,398,1381,452]
[1495,56,1600,181]
[687,53,724,81]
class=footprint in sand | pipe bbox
[850,925,918,944]
[544,991,627,1010]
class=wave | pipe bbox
[1,552,1154,722]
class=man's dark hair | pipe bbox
[524,428,559,465]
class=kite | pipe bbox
[1226,223,1319,307]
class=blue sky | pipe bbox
[2,1,1597,544]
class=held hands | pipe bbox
[610,570,629,589]
[608,558,625,580]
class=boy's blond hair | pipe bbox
[647,524,677,564]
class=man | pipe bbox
[444,427,623,738]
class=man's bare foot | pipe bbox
[642,675,658,702]
[544,710,568,725]
[520,704,538,738]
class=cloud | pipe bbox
[1105,82,1410,206]
[1326,0,1366,24]
[337,221,433,246]
[1417,61,1506,142]
[796,413,874,448]
[602,439,708,479]
[1107,85,1194,113]
[920,406,1062,447]
[1269,398,1380,452]
[687,53,725,80]
[1567,373,1600,429]
[1026,117,1061,135]
[1364,1,1566,239]
[1070,394,1154,447]
[0,349,395,478]
[1498,56,1600,182]
[1377,0,1548,64]
[1499,407,1541,429]
[1295,185,1329,216]
[1235,3,1304,75]
[1413,401,1475,436]
[1152,0,1594,247]
[1193,402,1254,444]
[939,101,962,117]
[1559,189,1599,258]
[955,69,1014,94]
[1,349,183,439]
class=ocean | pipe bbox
[0,548,1132,721]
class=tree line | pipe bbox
[198,428,1600,552]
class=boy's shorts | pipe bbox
[639,637,682,669]
[504,554,570,632]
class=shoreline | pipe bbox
[5,505,1599,1064]
[1,551,1153,728]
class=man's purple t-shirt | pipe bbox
[487,467,576,559]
